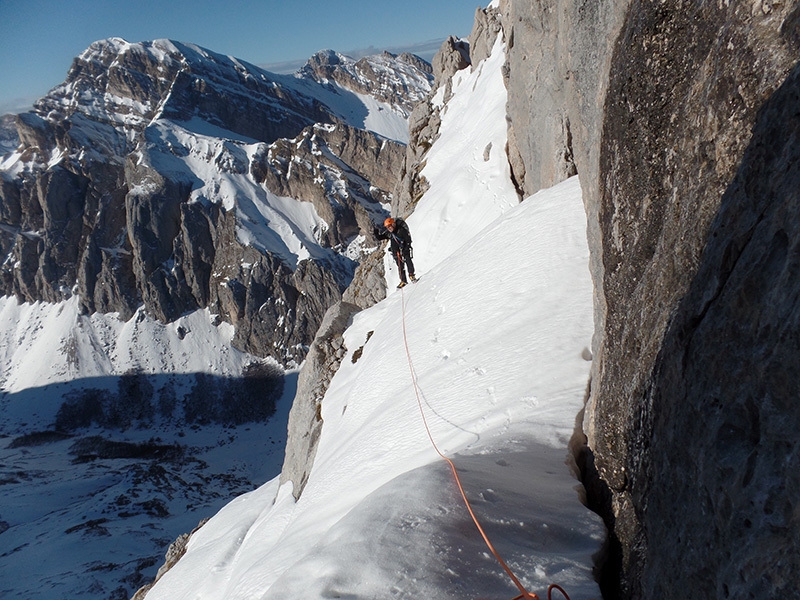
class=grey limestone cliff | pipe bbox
[279,300,362,499]
[495,0,800,597]
[0,38,428,365]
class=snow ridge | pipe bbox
[143,33,604,600]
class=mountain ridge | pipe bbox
[0,36,433,365]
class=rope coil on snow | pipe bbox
[399,288,572,600]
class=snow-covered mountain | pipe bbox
[0,37,438,600]
[298,49,434,140]
[139,29,604,600]
[0,37,433,365]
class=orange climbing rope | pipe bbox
[399,288,572,600]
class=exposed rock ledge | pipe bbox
[279,300,362,499]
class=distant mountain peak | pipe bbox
[1,37,425,365]
[34,37,331,144]
[298,48,434,115]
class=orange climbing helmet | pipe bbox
[384,217,396,228]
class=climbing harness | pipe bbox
[399,287,573,600]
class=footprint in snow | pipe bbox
[480,489,499,503]
[487,386,497,405]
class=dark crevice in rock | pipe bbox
[569,385,622,600]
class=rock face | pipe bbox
[500,0,608,198]
[637,64,800,597]
[0,38,429,365]
[497,0,800,597]
[342,246,387,310]
[300,49,434,115]
[279,301,361,499]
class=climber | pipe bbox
[375,217,417,288]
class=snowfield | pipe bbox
[0,300,251,400]
[0,17,605,600]
[145,175,603,600]
[144,32,604,600]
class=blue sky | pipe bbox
[0,0,483,115]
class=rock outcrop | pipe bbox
[279,300,361,499]
[131,519,208,600]
[496,0,800,597]
[342,246,387,310]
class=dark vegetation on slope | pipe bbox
[52,363,284,431]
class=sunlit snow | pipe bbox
[145,34,604,600]
[0,16,604,600]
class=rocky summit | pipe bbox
[300,49,434,115]
[0,38,431,365]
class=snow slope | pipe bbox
[145,32,604,600]
[0,295,297,600]
[407,35,518,275]
[0,37,432,600]
[0,299,250,400]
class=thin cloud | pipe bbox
[260,38,447,74]
[0,95,37,116]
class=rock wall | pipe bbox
[501,0,623,199]
[638,60,800,599]
[500,0,800,597]
[279,301,361,499]
[0,39,425,366]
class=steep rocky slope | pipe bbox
[494,0,800,597]
[0,38,431,365]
